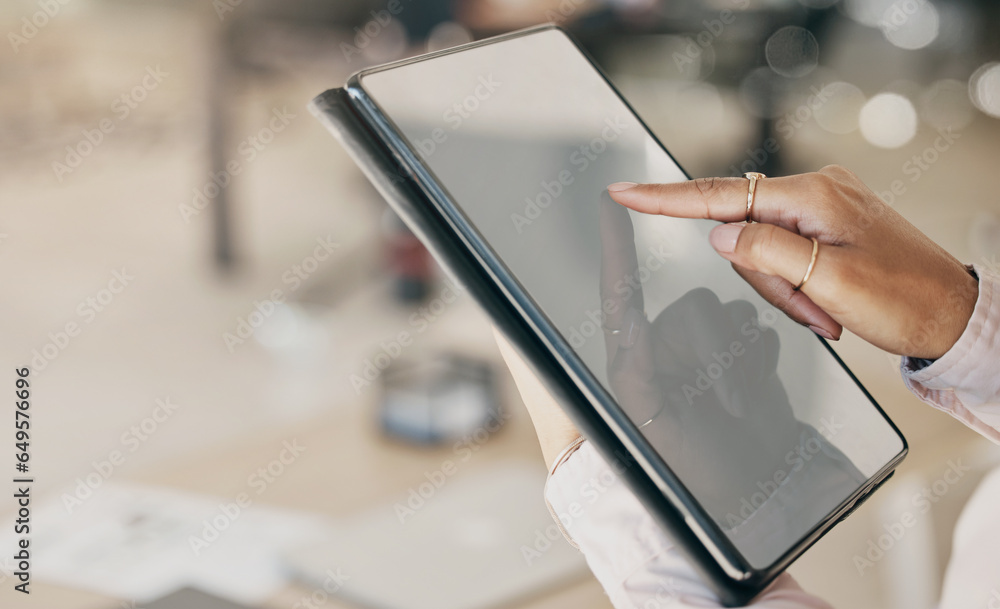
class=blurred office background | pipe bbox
[1,0,1000,608]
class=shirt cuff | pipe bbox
[901,263,1000,443]
[542,441,833,608]
[543,441,674,592]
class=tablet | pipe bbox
[310,25,906,605]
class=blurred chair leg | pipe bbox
[209,22,236,272]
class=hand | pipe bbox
[608,165,979,359]
[495,198,812,522]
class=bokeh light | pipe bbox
[813,81,867,134]
[765,26,819,78]
[359,18,408,64]
[859,93,918,148]
[969,62,1000,118]
[919,79,973,131]
[880,0,940,50]
[845,0,896,27]
[739,67,790,119]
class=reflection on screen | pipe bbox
[360,29,903,568]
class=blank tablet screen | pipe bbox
[358,28,905,568]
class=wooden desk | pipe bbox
[0,372,611,609]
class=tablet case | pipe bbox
[308,88,766,605]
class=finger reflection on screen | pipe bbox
[599,195,865,564]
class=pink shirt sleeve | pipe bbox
[545,441,834,608]
[900,264,1000,442]
[544,263,1000,609]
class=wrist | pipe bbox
[538,427,582,470]
[547,435,586,475]
[927,266,979,359]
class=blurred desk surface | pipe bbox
[0,376,611,609]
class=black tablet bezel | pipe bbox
[331,24,908,605]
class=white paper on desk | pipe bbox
[0,482,333,604]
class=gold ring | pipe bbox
[793,237,819,291]
[743,172,765,224]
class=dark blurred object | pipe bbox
[207,0,390,273]
[382,209,434,302]
[206,0,454,273]
[379,353,502,444]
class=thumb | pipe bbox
[709,222,842,339]
[731,265,842,340]
[709,222,818,288]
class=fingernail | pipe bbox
[809,325,835,340]
[708,223,744,254]
[608,182,637,192]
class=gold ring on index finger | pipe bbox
[743,172,765,224]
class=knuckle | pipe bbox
[692,176,724,199]
[691,176,727,218]
[807,172,847,211]
[809,171,838,193]
[818,164,859,184]
[743,225,778,266]
[826,221,857,245]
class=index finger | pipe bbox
[607,176,804,228]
